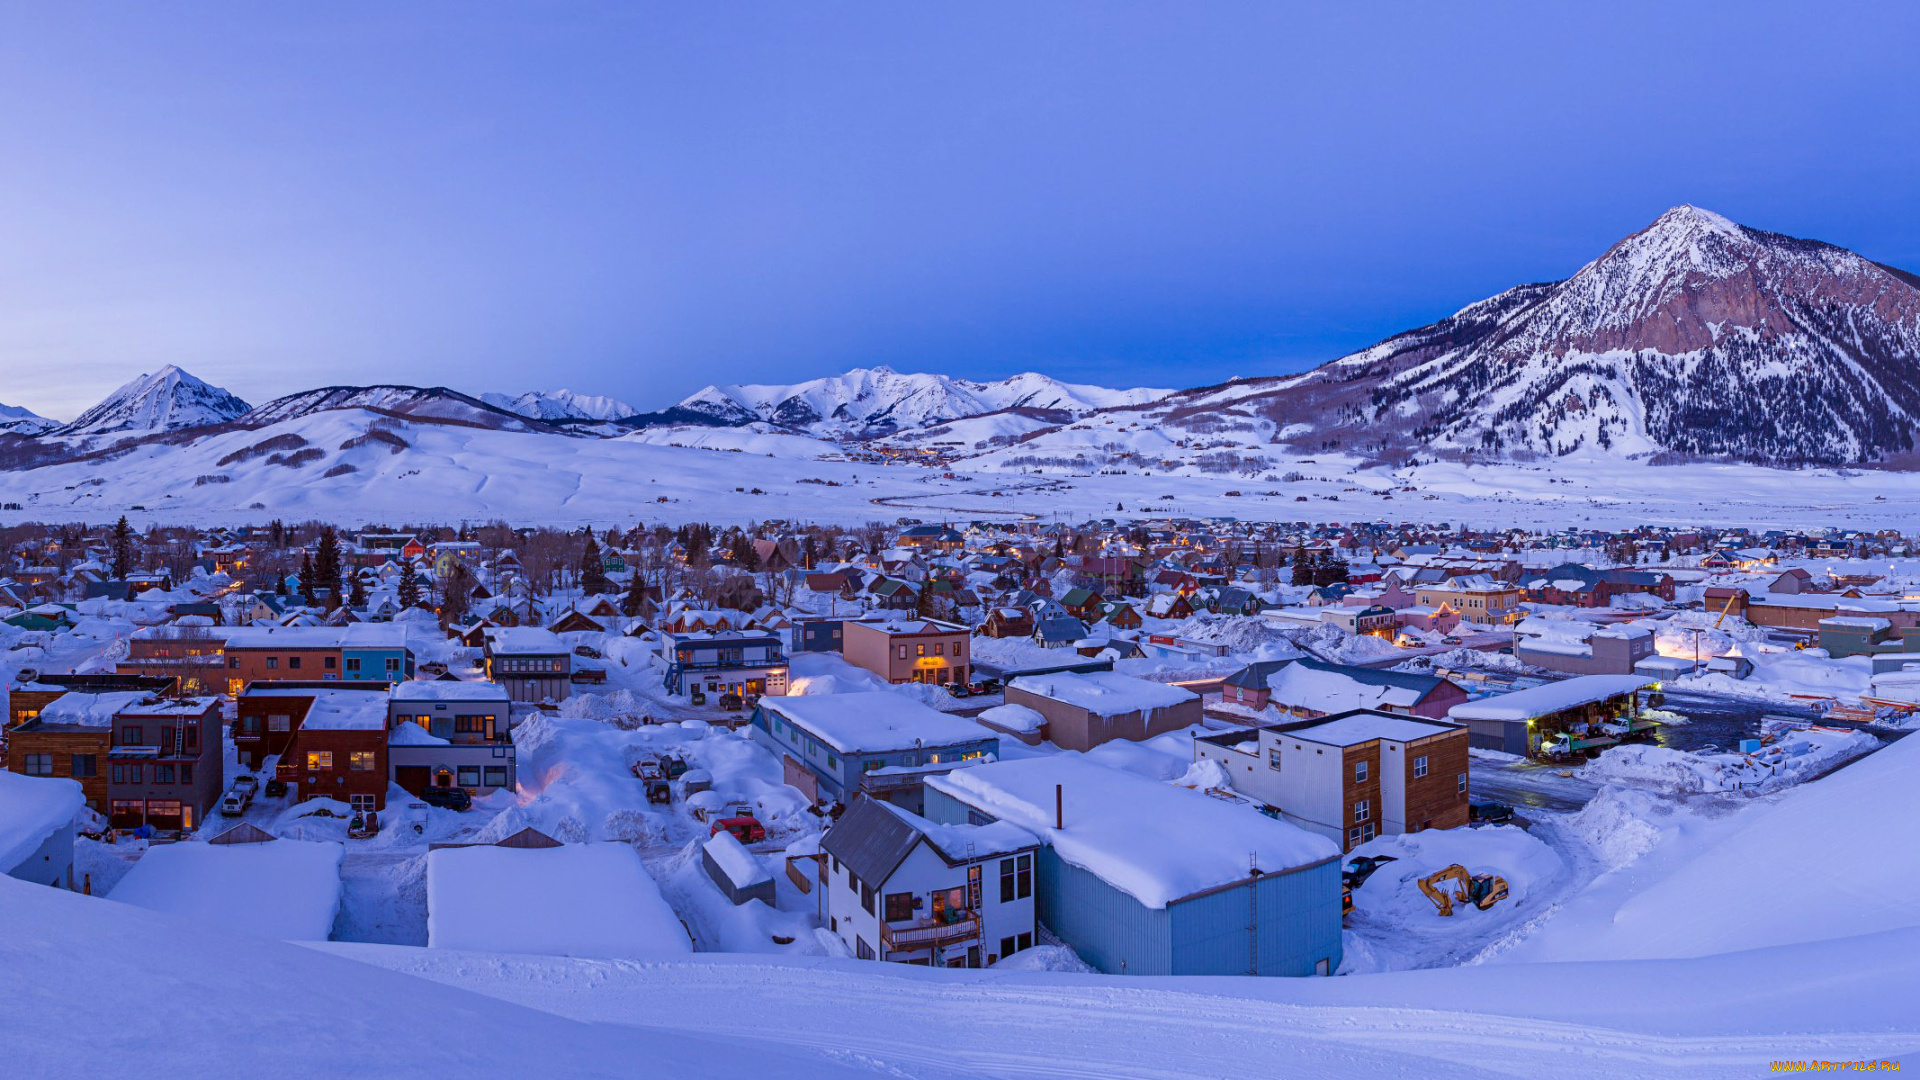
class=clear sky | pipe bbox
[1,2,1915,419]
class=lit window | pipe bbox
[306,750,333,770]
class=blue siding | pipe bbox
[925,787,1343,977]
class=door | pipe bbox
[434,768,455,788]
[396,766,430,794]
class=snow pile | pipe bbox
[977,702,1046,733]
[1343,824,1566,972]
[427,842,690,959]
[992,944,1097,973]
[1564,785,1671,871]
[109,838,344,941]
[0,772,85,873]
[1580,727,1877,795]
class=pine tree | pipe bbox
[397,559,421,608]
[299,551,317,605]
[1290,552,1314,587]
[111,516,135,580]
[315,528,344,609]
[348,570,368,609]
[579,535,613,595]
[622,567,648,618]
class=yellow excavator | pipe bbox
[1418,864,1509,916]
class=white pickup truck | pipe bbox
[219,776,260,816]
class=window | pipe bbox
[953,641,964,659]
[884,892,914,921]
[180,763,193,785]
[860,882,876,915]
[265,656,279,670]
[1017,932,1032,952]
[484,766,508,787]
[897,645,908,660]
[22,754,52,777]
[1348,826,1362,846]
[1016,854,1032,899]
[306,750,333,770]
[229,656,241,669]
[288,656,302,670]
[184,725,198,750]
[933,642,943,656]
[345,657,361,672]
[456,716,486,734]
[1000,935,1017,958]
[862,759,883,772]
[1000,858,1017,902]
[1457,773,1468,794]
[458,766,480,786]
[243,715,260,734]
[112,764,125,783]
[386,657,401,673]
[855,937,874,960]
[1360,823,1376,843]
[128,764,142,784]
[323,656,336,670]
[71,754,97,778]
[916,644,926,657]
[350,751,377,772]
[1267,747,1282,771]
[268,714,291,732]
[1354,760,1368,783]
[122,725,143,746]
[1414,755,1429,778]
[1354,800,1371,823]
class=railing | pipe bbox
[880,915,981,951]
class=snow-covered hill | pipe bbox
[481,388,638,422]
[0,402,56,435]
[240,385,553,433]
[50,365,251,437]
[677,366,1171,436]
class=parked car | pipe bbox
[949,682,972,698]
[967,678,1001,695]
[263,778,289,798]
[418,787,473,812]
[1441,636,1464,645]
[718,692,744,712]
[1468,798,1516,825]
[711,815,766,844]
[218,785,252,817]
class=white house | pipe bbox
[820,796,1041,968]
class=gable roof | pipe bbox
[819,797,923,886]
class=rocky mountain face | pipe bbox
[677,366,1171,437]
[50,365,253,437]
[1313,206,1920,465]
[240,386,554,433]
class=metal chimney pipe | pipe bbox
[1055,784,1063,830]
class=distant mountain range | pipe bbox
[9,206,1918,500]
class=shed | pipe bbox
[701,830,776,906]
[426,841,690,959]
[1448,675,1654,757]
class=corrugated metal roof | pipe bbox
[820,797,921,886]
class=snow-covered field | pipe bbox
[11,403,1920,528]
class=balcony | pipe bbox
[880,914,981,952]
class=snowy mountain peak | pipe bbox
[0,401,57,436]
[675,367,1173,437]
[52,366,252,437]
[481,388,639,422]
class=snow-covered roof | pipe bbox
[427,842,690,959]
[224,626,350,649]
[1007,671,1196,716]
[761,692,996,755]
[1448,675,1654,722]
[391,679,511,702]
[927,756,1337,909]
[977,702,1046,733]
[108,838,343,940]
[876,799,1037,863]
[296,690,390,730]
[37,691,153,728]
[0,771,85,873]
[1282,712,1458,747]
[486,627,567,654]
[702,829,773,890]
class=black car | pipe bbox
[263,779,289,799]
[418,787,473,812]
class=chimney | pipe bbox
[1055,784,1063,830]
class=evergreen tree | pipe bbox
[315,528,344,609]
[111,515,135,580]
[622,567,648,618]
[397,559,422,608]
[579,535,613,595]
[348,569,368,609]
[299,551,317,605]
[1290,552,1314,587]
[801,535,818,570]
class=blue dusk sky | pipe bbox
[0,2,1915,418]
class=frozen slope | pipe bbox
[51,364,251,436]
[0,876,873,1080]
[1507,730,1920,964]
[333,930,1920,1079]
